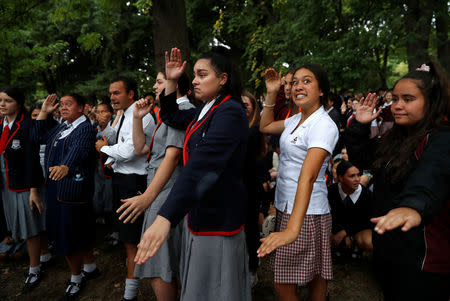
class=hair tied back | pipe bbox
[416,64,430,72]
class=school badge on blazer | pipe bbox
[11,139,21,150]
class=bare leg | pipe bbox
[26,235,40,267]
[82,249,95,264]
[150,277,178,301]
[124,243,138,279]
[274,283,299,301]
[354,229,373,252]
[308,275,327,301]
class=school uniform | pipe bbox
[270,107,339,284]
[134,96,194,281]
[0,114,44,240]
[327,183,372,236]
[93,124,116,214]
[34,115,96,254]
[100,102,153,244]
[159,91,251,301]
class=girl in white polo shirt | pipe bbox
[258,64,339,301]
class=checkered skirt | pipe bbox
[270,209,333,284]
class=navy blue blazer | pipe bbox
[158,91,248,235]
[33,117,96,203]
[0,113,43,191]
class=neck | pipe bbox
[66,114,82,124]
[300,103,321,121]
[6,112,19,124]
[341,184,356,195]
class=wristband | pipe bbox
[263,103,275,108]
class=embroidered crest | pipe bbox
[11,139,21,150]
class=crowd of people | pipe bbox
[0,46,449,301]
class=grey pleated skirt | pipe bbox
[1,157,44,240]
[134,186,182,282]
[179,220,251,301]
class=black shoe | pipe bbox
[122,297,137,301]
[22,271,42,293]
[81,267,100,280]
[61,279,85,300]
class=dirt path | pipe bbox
[0,226,383,300]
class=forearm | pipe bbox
[165,79,177,96]
[260,92,283,135]
[36,111,49,121]
[132,117,149,155]
[142,148,181,205]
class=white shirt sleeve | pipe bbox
[306,118,339,154]
[100,112,152,162]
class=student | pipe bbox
[134,47,250,301]
[0,86,45,292]
[117,72,194,301]
[328,160,373,254]
[35,93,98,300]
[345,62,450,301]
[257,65,339,301]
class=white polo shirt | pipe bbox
[275,106,339,215]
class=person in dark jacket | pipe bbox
[134,47,250,301]
[34,93,98,300]
[328,160,372,252]
[0,86,44,292]
[345,61,450,301]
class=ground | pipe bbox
[0,225,383,301]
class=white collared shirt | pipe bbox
[59,115,86,139]
[198,99,216,121]
[176,95,190,105]
[275,106,339,215]
[2,117,15,129]
[100,102,153,175]
[338,183,362,204]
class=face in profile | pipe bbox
[153,72,166,101]
[283,73,293,100]
[192,58,227,102]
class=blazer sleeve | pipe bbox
[26,121,44,188]
[158,101,248,225]
[393,128,450,224]
[344,119,377,170]
[159,90,199,130]
[32,118,59,145]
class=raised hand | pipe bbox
[355,93,381,124]
[165,48,187,81]
[371,207,421,234]
[133,98,153,120]
[265,68,282,95]
[134,215,171,265]
[41,94,59,114]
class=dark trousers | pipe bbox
[112,173,147,245]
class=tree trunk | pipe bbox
[152,0,190,72]
[403,0,434,71]
[435,0,449,72]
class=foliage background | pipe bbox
[0,0,448,104]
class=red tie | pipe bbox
[0,125,10,154]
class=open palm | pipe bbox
[165,48,187,81]
[265,68,282,95]
[355,93,381,124]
